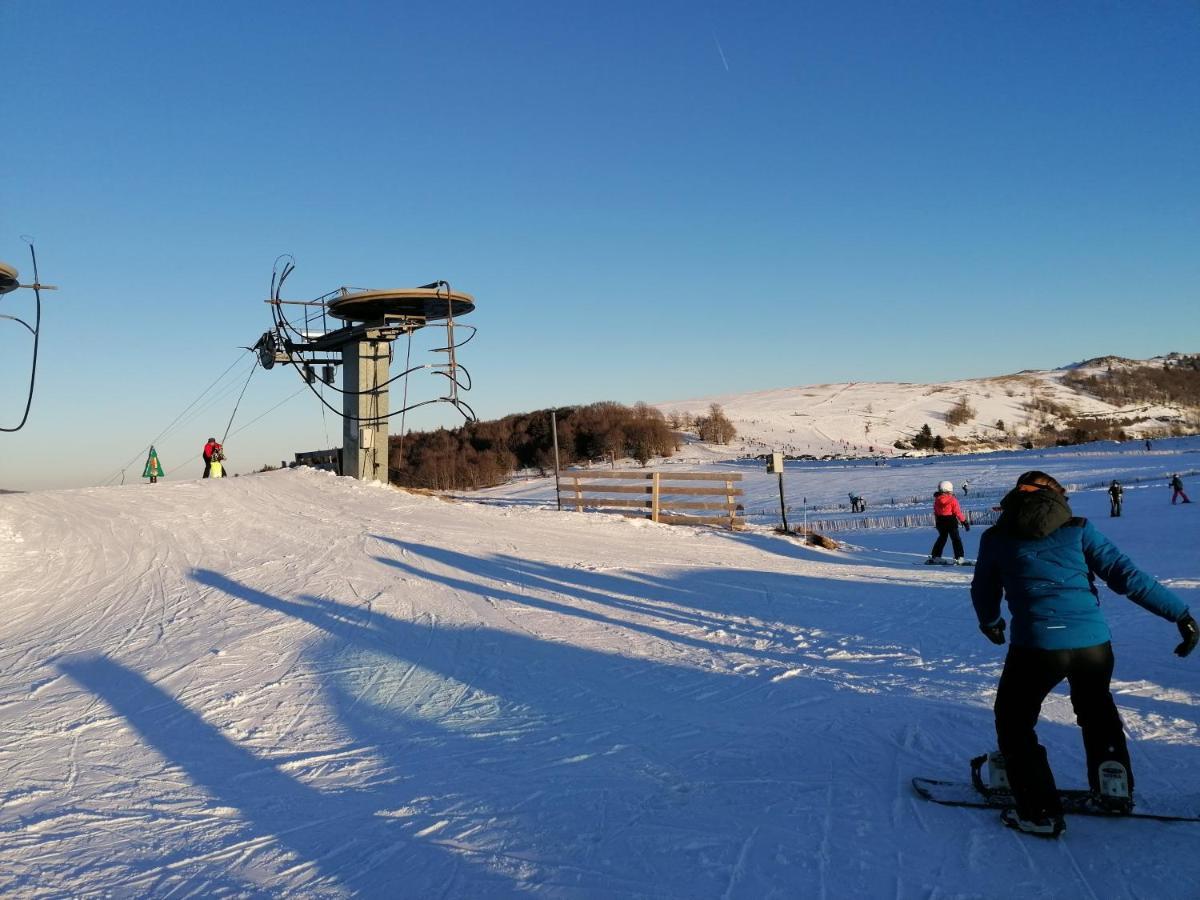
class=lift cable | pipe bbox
[226,385,307,440]
[99,351,253,485]
[220,359,258,444]
[154,385,309,481]
[397,326,414,470]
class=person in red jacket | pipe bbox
[202,437,218,478]
[927,480,970,563]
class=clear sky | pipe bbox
[2,1,1197,490]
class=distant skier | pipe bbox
[1170,473,1191,505]
[143,446,164,484]
[848,492,866,513]
[1145,439,1152,451]
[961,481,970,496]
[927,480,969,564]
[202,437,218,478]
[1107,480,1123,517]
[971,470,1196,838]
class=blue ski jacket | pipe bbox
[972,515,1189,650]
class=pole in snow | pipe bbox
[768,451,788,532]
[551,409,562,511]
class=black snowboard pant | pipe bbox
[203,460,212,478]
[994,642,1131,818]
[930,515,964,559]
[1109,497,1122,516]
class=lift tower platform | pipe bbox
[256,281,476,482]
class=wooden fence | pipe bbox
[557,470,744,529]
[799,507,1001,534]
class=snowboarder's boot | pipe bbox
[1000,808,1065,838]
[955,557,966,565]
[1096,761,1133,814]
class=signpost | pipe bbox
[767,451,788,532]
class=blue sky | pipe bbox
[2,1,1197,489]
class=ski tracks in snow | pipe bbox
[3,469,1199,897]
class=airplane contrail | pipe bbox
[711,29,730,71]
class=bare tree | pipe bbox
[697,403,737,444]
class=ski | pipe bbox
[921,558,975,567]
[912,755,1200,823]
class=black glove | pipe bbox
[962,520,971,531]
[1175,613,1198,658]
[979,618,1006,645]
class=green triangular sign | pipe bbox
[143,447,165,479]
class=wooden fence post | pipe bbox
[651,472,661,523]
[726,477,736,529]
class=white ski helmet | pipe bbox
[938,480,954,493]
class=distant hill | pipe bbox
[657,353,1200,458]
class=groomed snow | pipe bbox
[1,443,1198,897]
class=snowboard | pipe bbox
[912,755,1200,823]
[923,558,975,567]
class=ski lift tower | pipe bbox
[256,278,476,482]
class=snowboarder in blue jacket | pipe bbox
[971,470,1197,838]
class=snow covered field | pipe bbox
[2,441,1198,897]
[654,356,1195,460]
[468,436,1200,528]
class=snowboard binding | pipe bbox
[972,753,1134,815]
[1096,761,1133,814]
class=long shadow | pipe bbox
[189,568,812,734]
[181,570,1012,895]
[366,539,798,664]
[372,536,967,670]
[56,655,481,897]
[369,538,1200,724]
[179,569,898,893]
[379,535,750,632]
[58,563,1200,896]
[707,528,940,569]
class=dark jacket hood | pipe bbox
[997,487,1073,539]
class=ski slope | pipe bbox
[1,447,1198,897]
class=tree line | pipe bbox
[388,402,737,491]
[1062,355,1200,408]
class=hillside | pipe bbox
[658,354,1200,459]
[2,461,1199,897]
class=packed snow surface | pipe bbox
[2,441,1199,897]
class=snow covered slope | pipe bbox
[657,355,1197,459]
[2,464,1199,897]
